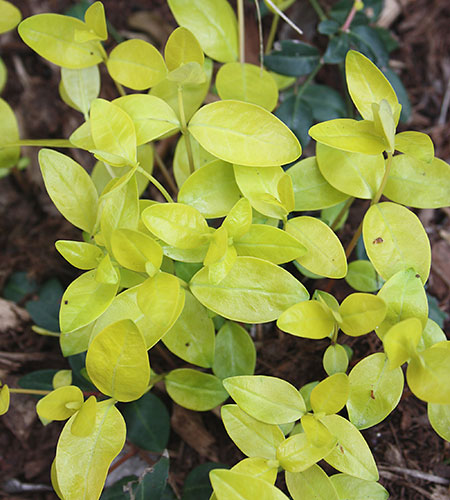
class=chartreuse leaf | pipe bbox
[0,58,6,93]
[164,27,204,71]
[276,432,336,473]
[277,300,335,339]
[86,319,150,402]
[310,373,349,415]
[345,50,398,123]
[60,270,118,333]
[55,241,103,270]
[142,202,210,249]
[189,101,301,167]
[162,289,214,368]
[213,322,256,379]
[321,414,379,481]
[0,0,21,33]
[71,396,97,437]
[234,166,289,219]
[114,94,180,145]
[0,384,9,415]
[167,0,238,63]
[301,414,335,448]
[394,131,434,163]
[90,98,137,167]
[83,2,107,41]
[39,149,98,233]
[178,160,240,218]
[206,237,237,285]
[330,474,388,500]
[216,62,278,111]
[428,403,450,442]
[210,470,289,500]
[383,318,422,369]
[55,400,126,500]
[190,256,309,323]
[385,155,450,209]
[418,319,447,351]
[376,268,428,339]
[95,254,119,285]
[111,229,163,273]
[345,260,383,293]
[36,385,83,421]
[137,272,185,339]
[173,134,215,188]
[363,202,431,284]
[18,14,103,69]
[286,465,339,500]
[0,98,20,168]
[406,345,450,404]
[232,457,277,484]
[234,225,306,264]
[316,143,385,199]
[323,344,349,376]
[61,66,100,118]
[107,39,167,90]
[165,369,228,411]
[338,293,387,337]
[347,353,404,430]
[204,227,228,266]
[223,375,306,425]
[69,120,95,150]
[285,216,347,279]
[372,100,395,152]
[287,157,349,211]
[50,460,63,499]
[299,382,319,413]
[309,119,386,156]
[223,198,252,240]
[53,370,72,389]
[221,404,284,459]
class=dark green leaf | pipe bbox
[301,84,347,121]
[375,27,399,53]
[276,94,313,147]
[18,369,57,395]
[100,476,138,499]
[25,278,63,331]
[3,271,37,302]
[383,68,411,123]
[132,457,170,500]
[427,294,447,329]
[330,0,369,25]
[181,462,228,500]
[68,352,96,390]
[64,0,90,19]
[318,20,340,35]
[323,33,351,64]
[349,25,389,67]
[264,40,320,77]
[120,393,170,452]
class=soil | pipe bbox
[0,1,449,499]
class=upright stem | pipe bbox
[154,149,177,194]
[238,0,245,63]
[265,14,280,54]
[331,196,354,231]
[341,2,358,31]
[136,166,174,203]
[177,85,195,175]
[308,0,327,21]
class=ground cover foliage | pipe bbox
[0,0,449,499]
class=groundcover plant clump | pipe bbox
[0,0,449,498]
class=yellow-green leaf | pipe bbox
[164,26,204,70]
[0,0,21,33]
[190,256,309,323]
[301,414,335,448]
[418,319,447,351]
[330,474,388,500]
[277,300,335,339]
[223,375,306,425]
[36,386,83,421]
[383,318,422,369]
[323,344,349,376]
[338,293,387,337]
[221,404,285,459]
[372,100,395,152]
[53,370,72,389]
[55,241,102,271]
[95,254,119,285]
[216,62,279,111]
[84,2,107,41]
[223,198,253,240]
[18,14,103,68]
[286,465,339,500]
[428,403,450,442]
[165,368,228,411]
[167,0,238,63]
[347,352,404,430]
[71,396,97,437]
[61,65,100,118]
[86,319,150,402]
[345,50,398,123]
[394,131,434,163]
[363,202,431,284]
[107,39,167,90]
[60,270,118,333]
[310,373,349,415]
[178,160,241,218]
[285,216,347,279]
[232,457,278,484]
[316,143,385,199]
[55,400,126,500]
[173,133,215,187]
[0,384,10,415]
[189,101,301,166]
[0,97,20,168]
[345,260,383,293]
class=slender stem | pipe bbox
[136,165,173,203]
[10,388,51,396]
[331,325,339,344]
[265,14,280,54]
[308,0,327,21]
[295,62,323,97]
[238,0,245,63]
[98,42,126,97]
[154,149,177,194]
[345,222,363,259]
[264,0,303,36]
[4,139,73,148]
[331,197,354,231]
[341,3,357,31]
[177,85,195,175]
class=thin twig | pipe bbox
[264,0,303,36]
[379,466,450,485]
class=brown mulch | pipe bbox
[0,0,449,499]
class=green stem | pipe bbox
[308,0,327,21]
[265,14,280,54]
[331,196,354,231]
[238,0,245,63]
[177,85,195,175]
[295,62,323,97]
[10,388,50,396]
[331,325,339,344]
[4,139,73,148]
[154,149,178,194]
[136,166,173,203]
